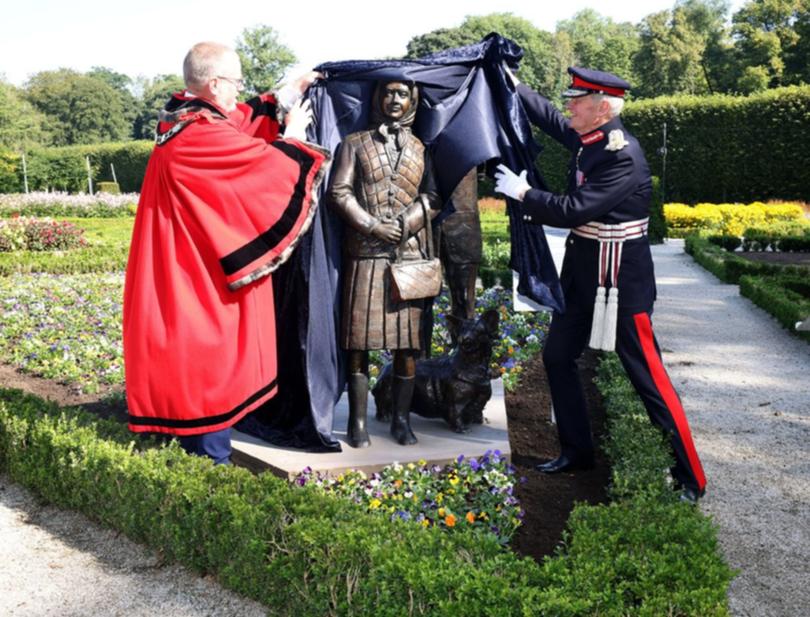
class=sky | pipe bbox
[1,0,745,87]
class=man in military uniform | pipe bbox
[329,80,440,448]
[494,67,706,503]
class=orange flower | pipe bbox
[444,514,457,527]
[394,479,403,488]
[465,511,476,524]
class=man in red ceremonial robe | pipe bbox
[123,42,329,463]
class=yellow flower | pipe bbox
[466,511,476,524]
[438,507,445,517]
[449,476,459,486]
[436,493,444,504]
[369,498,381,509]
[418,459,427,466]
[421,519,430,528]
[445,514,457,527]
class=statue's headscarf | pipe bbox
[370,80,419,148]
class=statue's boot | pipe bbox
[390,375,418,445]
[347,373,371,448]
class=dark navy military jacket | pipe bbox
[516,83,656,312]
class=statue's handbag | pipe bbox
[389,200,442,302]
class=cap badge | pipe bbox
[605,130,629,152]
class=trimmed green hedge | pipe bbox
[0,389,543,615]
[536,86,810,204]
[16,141,153,194]
[0,349,733,615]
[739,274,810,343]
[685,235,810,343]
[0,245,129,275]
[685,235,810,284]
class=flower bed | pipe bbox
[295,452,523,544]
[0,217,87,252]
[0,273,124,392]
[664,201,806,237]
[0,192,138,218]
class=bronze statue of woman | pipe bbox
[329,81,441,447]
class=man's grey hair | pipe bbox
[183,42,234,91]
[594,94,625,118]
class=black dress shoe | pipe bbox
[535,455,595,474]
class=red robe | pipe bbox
[124,93,329,435]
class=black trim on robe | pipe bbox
[219,142,314,276]
[128,378,278,429]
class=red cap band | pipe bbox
[571,75,626,98]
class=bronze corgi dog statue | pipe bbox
[372,309,499,433]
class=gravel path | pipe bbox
[652,240,810,617]
[0,476,266,616]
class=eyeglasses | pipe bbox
[216,76,245,91]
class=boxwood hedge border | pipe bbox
[0,350,732,615]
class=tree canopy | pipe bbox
[236,24,297,95]
[406,13,570,95]
[0,80,50,149]
[6,1,810,151]
[132,74,185,140]
[24,69,132,145]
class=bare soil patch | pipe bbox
[505,349,610,560]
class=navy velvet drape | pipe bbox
[238,33,564,451]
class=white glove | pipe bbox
[276,71,322,110]
[494,164,531,201]
[284,99,313,141]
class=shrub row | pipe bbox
[741,223,810,252]
[685,235,810,284]
[583,355,733,614]
[665,202,806,237]
[0,244,129,275]
[685,235,810,343]
[0,389,544,615]
[739,275,810,343]
[536,86,810,203]
[1,142,153,194]
[0,348,734,616]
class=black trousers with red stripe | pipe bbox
[542,303,707,494]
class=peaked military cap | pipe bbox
[562,67,631,98]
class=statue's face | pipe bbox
[380,82,412,120]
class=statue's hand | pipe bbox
[371,221,403,243]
